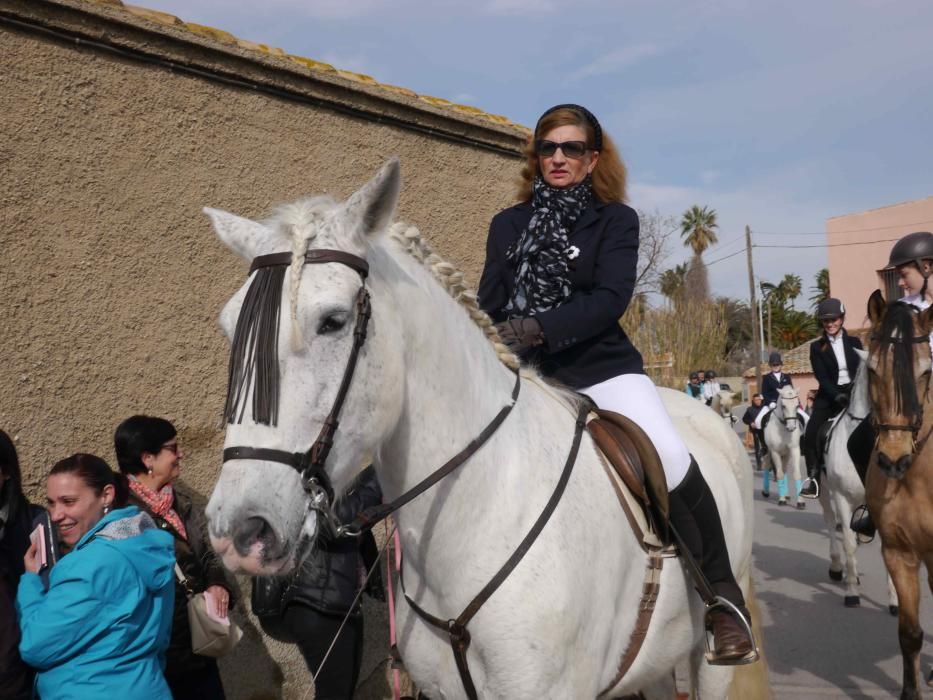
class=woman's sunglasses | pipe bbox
[535,139,592,159]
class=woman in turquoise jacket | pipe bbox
[17,453,175,699]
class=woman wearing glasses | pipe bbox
[478,104,754,663]
[115,415,237,700]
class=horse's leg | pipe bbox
[792,448,804,507]
[774,453,788,505]
[890,574,900,616]
[833,494,861,606]
[883,546,923,700]
[819,486,844,582]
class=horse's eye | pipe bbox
[317,313,348,335]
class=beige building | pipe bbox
[0,0,528,697]
[827,195,933,324]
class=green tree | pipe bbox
[780,273,803,309]
[809,268,830,309]
[659,263,688,305]
[680,205,719,301]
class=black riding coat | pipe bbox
[478,199,644,389]
[809,331,863,409]
[761,372,793,405]
[127,486,238,680]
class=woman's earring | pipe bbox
[147,468,153,476]
[103,504,111,515]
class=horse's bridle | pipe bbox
[222,249,372,519]
[776,392,799,429]
[220,247,523,539]
[869,331,933,453]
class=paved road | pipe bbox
[728,403,933,698]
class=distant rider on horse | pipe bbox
[800,299,863,499]
[753,352,808,431]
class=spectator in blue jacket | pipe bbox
[17,453,175,700]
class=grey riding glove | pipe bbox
[495,318,545,354]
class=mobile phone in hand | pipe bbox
[29,512,59,572]
[30,524,48,570]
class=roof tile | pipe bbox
[89,0,527,133]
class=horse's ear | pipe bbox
[867,289,886,326]
[204,208,274,262]
[344,158,401,240]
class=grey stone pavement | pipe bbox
[731,403,933,698]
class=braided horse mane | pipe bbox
[386,221,520,371]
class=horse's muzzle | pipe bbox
[878,450,912,480]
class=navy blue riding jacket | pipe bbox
[761,372,793,405]
[478,199,644,389]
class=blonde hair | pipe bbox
[516,107,627,204]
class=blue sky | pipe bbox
[142,0,933,303]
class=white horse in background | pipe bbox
[819,348,898,611]
[763,386,804,508]
[202,161,764,699]
[710,390,737,426]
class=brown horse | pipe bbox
[866,289,933,700]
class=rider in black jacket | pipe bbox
[800,299,862,499]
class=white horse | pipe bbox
[710,390,737,426]
[202,161,760,699]
[763,386,804,507]
[819,349,898,611]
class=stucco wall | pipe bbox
[0,1,524,697]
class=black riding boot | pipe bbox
[669,458,754,663]
[800,464,820,499]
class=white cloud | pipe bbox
[568,43,664,81]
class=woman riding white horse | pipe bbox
[201,159,760,698]
[478,103,753,660]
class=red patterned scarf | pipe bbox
[128,477,187,541]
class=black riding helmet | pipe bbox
[887,231,933,270]
[689,371,699,380]
[706,370,717,379]
[816,297,846,321]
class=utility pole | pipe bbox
[746,225,763,392]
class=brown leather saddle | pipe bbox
[587,408,670,544]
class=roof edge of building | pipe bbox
[3,0,529,157]
[826,195,933,224]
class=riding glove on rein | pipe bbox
[495,318,545,354]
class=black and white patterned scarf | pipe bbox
[504,175,593,317]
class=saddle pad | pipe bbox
[587,409,670,544]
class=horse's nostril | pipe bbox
[879,452,894,472]
[896,454,913,475]
[233,516,274,556]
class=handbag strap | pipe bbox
[174,563,195,598]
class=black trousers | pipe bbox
[751,430,766,468]
[803,386,850,473]
[260,604,364,700]
[166,660,226,700]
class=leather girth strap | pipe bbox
[399,401,589,700]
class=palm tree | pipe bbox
[680,206,718,301]
[809,268,830,309]
[780,273,803,310]
[659,263,688,305]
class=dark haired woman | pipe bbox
[115,415,237,700]
[1,430,40,699]
[17,453,175,698]
[478,104,753,662]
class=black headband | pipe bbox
[534,103,603,151]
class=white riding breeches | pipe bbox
[754,403,809,430]
[580,373,691,490]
